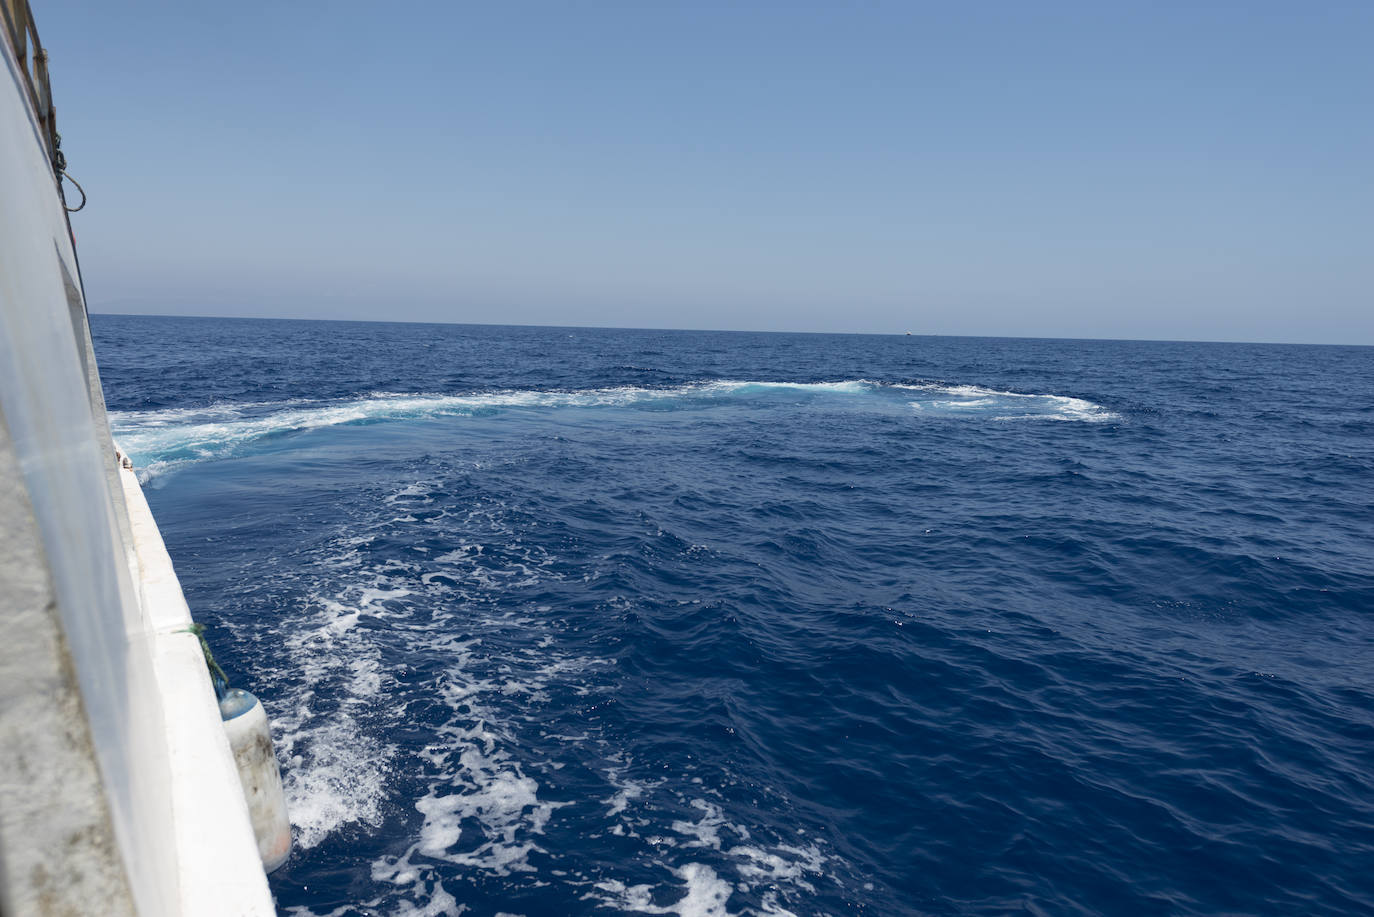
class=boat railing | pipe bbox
[1,0,62,176]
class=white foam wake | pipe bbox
[109,380,1116,480]
[242,477,842,915]
[261,481,590,914]
[587,794,827,917]
[897,382,1116,422]
[271,578,403,850]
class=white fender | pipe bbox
[220,689,292,872]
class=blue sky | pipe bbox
[39,1,1374,342]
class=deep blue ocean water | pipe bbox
[91,315,1373,916]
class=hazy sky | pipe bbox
[39,1,1374,343]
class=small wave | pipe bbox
[110,380,1115,478]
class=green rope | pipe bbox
[181,622,230,693]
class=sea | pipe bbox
[91,315,1373,916]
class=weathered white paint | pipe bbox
[1,25,276,917]
[0,404,138,917]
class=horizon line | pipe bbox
[87,310,1373,350]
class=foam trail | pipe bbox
[898,383,1117,422]
[110,380,1116,479]
[592,864,736,917]
[272,585,400,849]
[585,794,829,917]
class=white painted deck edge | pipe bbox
[118,463,278,916]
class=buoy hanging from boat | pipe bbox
[220,688,292,872]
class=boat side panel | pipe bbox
[0,403,137,917]
[1,31,274,917]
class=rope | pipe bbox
[181,622,230,700]
[62,170,86,212]
[50,132,84,211]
